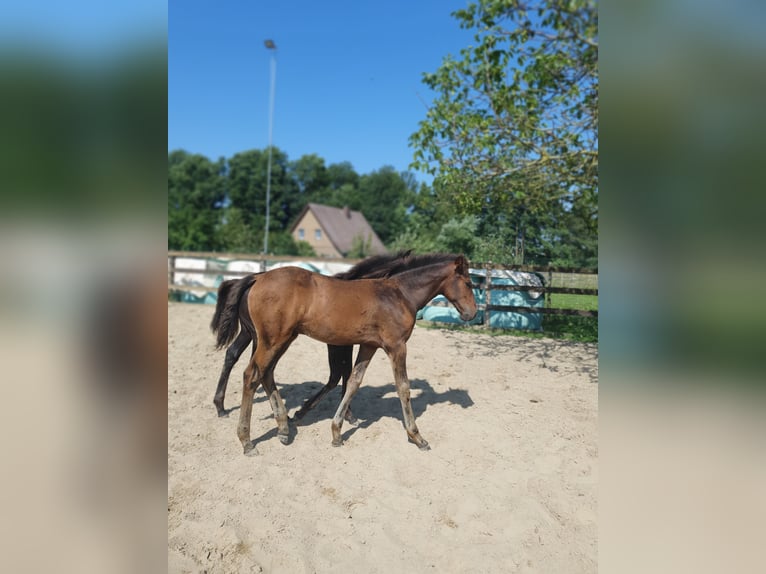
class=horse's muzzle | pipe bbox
[459,308,478,322]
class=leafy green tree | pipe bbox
[294,240,317,257]
[388,228,438,255]
[290,153,329,205]
[390,180,454,255]
[303,161,362,206]
[347,233,374,259]
[326,182,361,210]
[266,231,310,255]
[226,147,300,236]
[326,162,360,192]
[215,207,261,252]
[226,149,268,229]
[410,0,597,266]
[356,166,416,244]
[168,150,226,250]
[472,233,517,264]
[436,216,479,255]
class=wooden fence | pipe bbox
[167,251,598,323]
[474,261,598,320]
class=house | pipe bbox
[289,203,388,258]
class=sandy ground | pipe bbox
[168,302,598,573]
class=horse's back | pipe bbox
[258,266,314,287]
[247,267,314,322]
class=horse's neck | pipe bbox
[393,264,449,310]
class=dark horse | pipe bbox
[210,251,415,419]
[234,254,477,455]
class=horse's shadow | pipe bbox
[274,378,474,445]
[224,378,473,450]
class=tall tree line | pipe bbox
[168,148,416,256]
[168,142,596,266]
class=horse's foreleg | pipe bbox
[213,328,252,417]
[237,358,260,456]
[338,346,358,425]
[389,345,430,451]
[331,344,376,447]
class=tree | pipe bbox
[409,0,597,266]
[290,153,329,205]
[266,231,314,256]
[215,207,260,253]
[326,162,360,192]
[347,233,374,259]
[225,149,268,230]
[436,216,479,255]
[355,166,416,244]
[168,150,226,250]
[226,147,300,236]
[305,161,362,206]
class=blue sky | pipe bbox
[0,0,166,57]
[169,1,475,183]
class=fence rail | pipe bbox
[167,252,598,320]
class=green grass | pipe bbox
[418,317,597,343]
[538,293,598,342]
[543,293,598,342]
[541,314,598,343]
[549,293,598,311]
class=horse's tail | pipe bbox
[210,274,258,350]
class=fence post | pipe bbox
[169,255,176,288]
[483,261,492,327]
[546,265,553,309]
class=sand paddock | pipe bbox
[168,302,597,573]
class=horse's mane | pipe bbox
[386,253,469,292]
[333,250,413,280]
[334,251,464,281]
[401,253,462,271]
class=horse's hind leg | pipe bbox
[257,334,297,446]
[331,344,376,447]
[293,345,356,424]
[213,328,252,417]
[389,344,430,451]
[237,356,261,456]
[258,369,288,445]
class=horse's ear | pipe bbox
[455,255,468,274]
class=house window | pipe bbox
[315,229,322,240]
[298,228,304,240]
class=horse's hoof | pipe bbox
[412,438,430,451]
[331,439,343,448]
[345,414,359,426]
[243,443,259,457]
[278,433,290,445]
[217,410,229,418]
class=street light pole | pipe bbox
[263,39,277,254]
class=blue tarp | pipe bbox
[417,269,545,330]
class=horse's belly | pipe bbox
[299,320,379,347]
